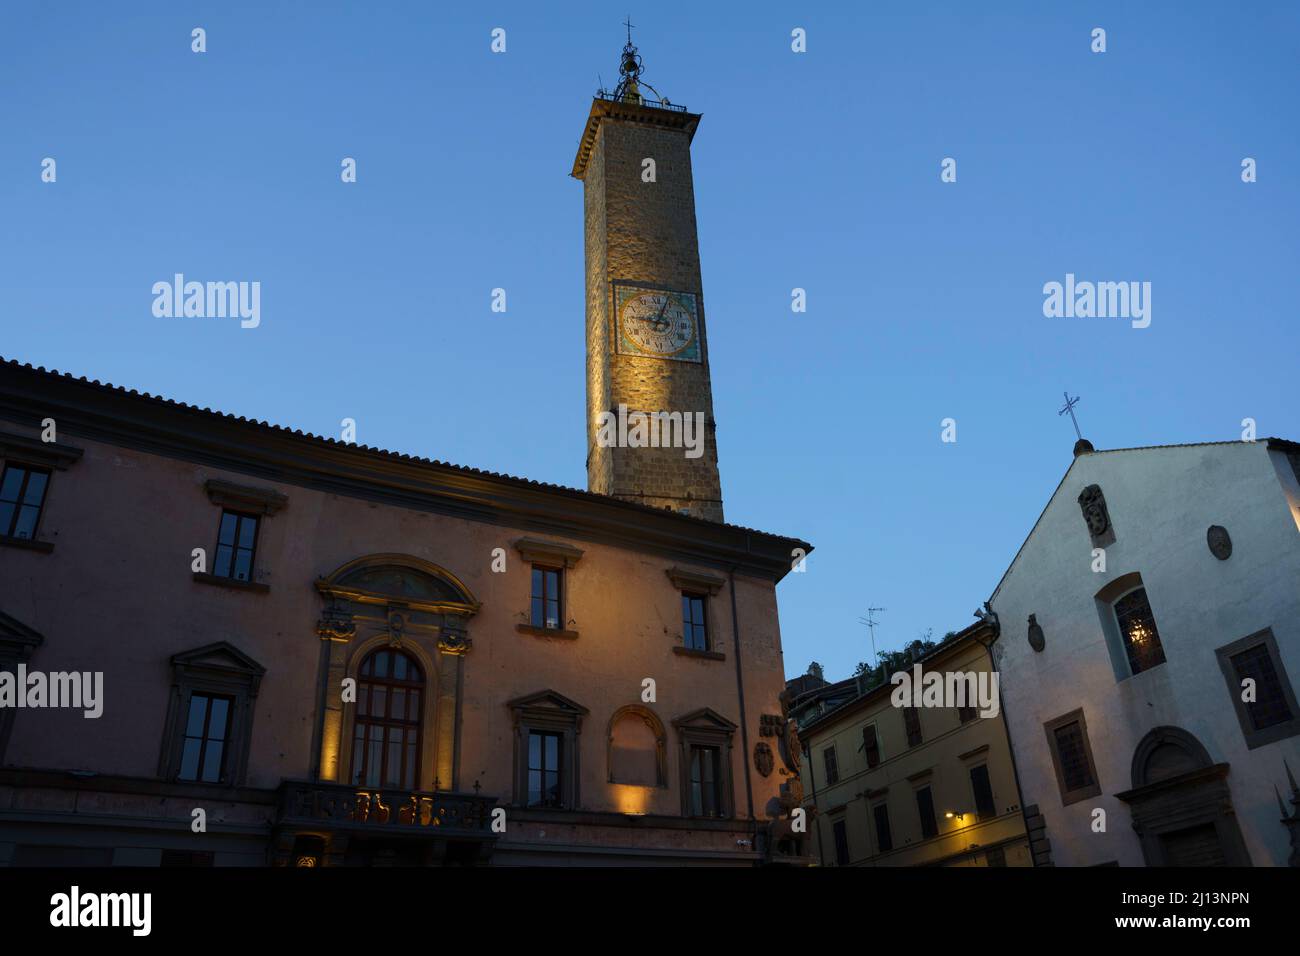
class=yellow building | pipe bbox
[798,622,1033,866]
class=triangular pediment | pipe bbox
[672,707,737,731]
[508,689,589,716]
[171,641,266,677]
[0,609,43,656]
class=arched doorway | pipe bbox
[1116,726,1252,866]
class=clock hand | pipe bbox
[652,294,671,332]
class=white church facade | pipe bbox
[987,437,1300,866]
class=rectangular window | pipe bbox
[832,818,850,866]
[178,693,232,783]
[969,764,996,820]
[1054,723,1094,792]
[682,593,708,651]
[530,565,563,630]
[873,803,892,853]
[903,706,922,748]
[862,724,881,768]
[0,464,50,541]
[985,846,1007,867]
[689,744,722,817]
[1114,587,1167,675]
[1044,708,1102,805]
[915,786,937,839]
[1216,628,1300,749]
[1231,644,1292,731]
[527,731,563,807]
[213,510,259,582]
[823,745,839,785]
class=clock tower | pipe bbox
[572,32,724,522]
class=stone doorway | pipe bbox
[1115,726,1251,867]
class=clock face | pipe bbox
[614,285,702,362]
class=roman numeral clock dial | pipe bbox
[614,285,702,362]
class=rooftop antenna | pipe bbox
[858,607,887,666]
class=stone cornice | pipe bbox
[513,536,584,569]
[205,478,288,515]
[666,566,726,595]
[0,360,809,581]
[0,429,83,469]
[571,97,701,180]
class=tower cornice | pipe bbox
[570,97,701,180]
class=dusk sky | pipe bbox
[3,1,1297,680]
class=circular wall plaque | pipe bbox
[1027,614,1045,653]
[1207,525,1232,560]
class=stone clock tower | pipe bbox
[572,33,724,522]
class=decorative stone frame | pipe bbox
[1215,627,1300,750]
[606,704,667,787]
[507,690,589,809]
[313,554,480,790]
[672,707,737,819]
[0,429,82,552]
[1094,571,1166,682]
[667,566,726,660]
[158,642,266,787]
[0,609,44,762]
[1115,725,1252,866]
[1043,707,1102,806]
[514,537,584,640]
[195,479,288,592]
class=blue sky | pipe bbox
[3,2,1297,680]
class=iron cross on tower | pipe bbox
[1059,391,1083,441]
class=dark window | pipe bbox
[213,509,259,582]
[1113,587,1166,675]
[178,693,232,783]
[915,786,937,839]
[0,464,50,540]
[832,818,850,865]
[527,731,563,807]
[862,724,881,768]
[985,846,1007,867]
[873,803,892,853]
[1053,721,1095,793]
[351,649,423,790]
[969,764,996,820]
[689,744,723,817]
[682,593,708,650]
[903,706,922,747]
[530,565,563,629]
[957,703,978,724]
[823,745,839,785]
[1230,643,1294,731]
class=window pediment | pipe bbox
[316,554,479,613]
[666,566,725,596]
[513,537,584,569]
[0,430,83,470]
[204,478,288,516]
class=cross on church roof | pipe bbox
[1059,391,1082,441]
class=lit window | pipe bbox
[1113,587,1167,675]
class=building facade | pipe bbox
[0,38,812,867]
[988,438,1300,866]
[798,625,1032,867]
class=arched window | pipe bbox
[1112,586,1166,675]
[351,649,423,790]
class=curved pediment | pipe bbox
[316,553,479,613]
